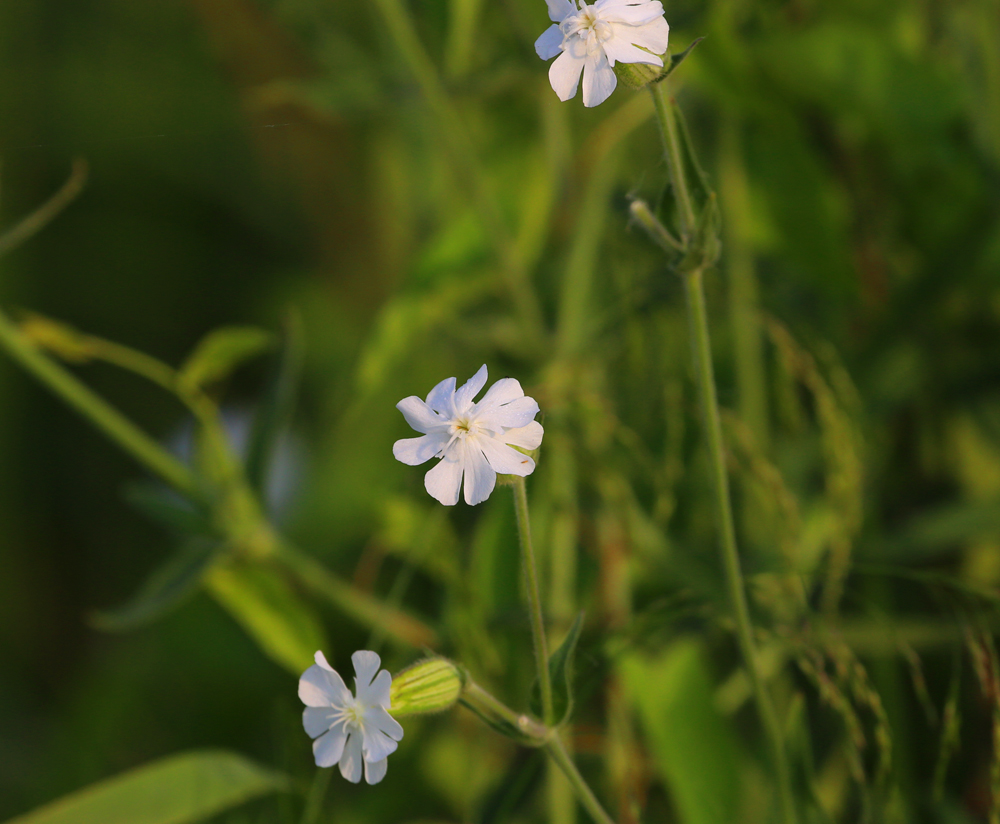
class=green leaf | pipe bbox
[205,560,327,674]
[660,37,705,81]
[619,639,741,824]
[90,538,221,632]
[614,37,704,89]
[1,749,288,824]
[245,313,304,498]
[530,612,585,725]
[123,482,213,535]
[677,193,722,274]
[673,102,714,208]
[178,326,275,394]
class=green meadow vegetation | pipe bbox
[2,0,1000,822]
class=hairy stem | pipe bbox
[513,476,554,725]
[648,79,798,824]
[546,735,617,824]
[684,268,797,824]
[461,679,617,824]
[650,84,696,236]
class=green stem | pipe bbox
[684,268,797,824]
[0,160,88,258]
[513,476,554,725]
[0,306,201,500]
[650,84,696,237]
[461,679,617,824]
[628,199,684,253]
[299,767,332,824]
[274,540,439,651]
[546,735,617,824]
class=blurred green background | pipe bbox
[1,0,999,821]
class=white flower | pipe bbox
[299,650,405,785]
[535,0,670,107]
[392,365,544,506]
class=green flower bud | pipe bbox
[613,37,705,92]
[390,658,464,717]
[613,52,670,90]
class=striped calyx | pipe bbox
[390,658,464,717]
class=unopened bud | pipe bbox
[613,37,704,91]
[613,54,669,90]
[390,658,463,717]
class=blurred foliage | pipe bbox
[1,0,999,822]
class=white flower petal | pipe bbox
[365,705,405,741]
[548,48,586,101]
[582,51,617,107]
[479,436,536,476]
[396,396,445,434]
[546,0,575,21]
[535,24,565,59]
[601,36,662,67]
[476,376,525,408]
[352,650,381,689]
[453,365,488,412]
[475,379,541,429]
[358,669,393,708]
[303,707,339,738]
[479,396,540,431]
[361,727,399,763]
[393,433,448,466]
[599,0,664,25]
[339,732,364,783]
[424,376,456,414]
[620,17,669,54]
[314,650,334,670]
[503,421,544,450]
[424,455,464,506]
[299,663,351,708]
[424,455,465,506]
[364,757,388,785]
[313,726,348,767]
[462,442,497,505]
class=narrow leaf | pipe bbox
[90,538,221,632]
[123,482,213,535]
[659,37,705,82]
[205,560,327,674]
[1,749,287,824]
[178,326,275,393]
[619,639,741,824]
[245,312,304,497]
[530,611,584,724]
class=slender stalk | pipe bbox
[513,476,554,725]
[684,268,796,824]
[629,199,684,253]
[274,540,439,651]
[299,767,332,824]
[546,735,617,824]
[649,84,696,236]
[0,160,88,258]
[0,306,201,500]
[460,677,548,742]
[461,679,617,824]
